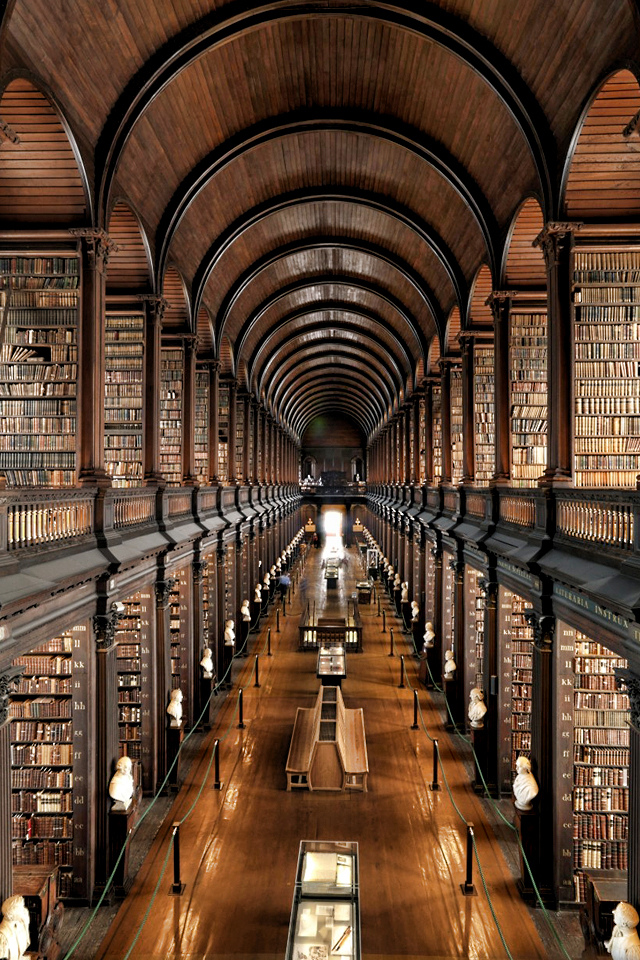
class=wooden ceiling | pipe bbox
[0,1,638,440]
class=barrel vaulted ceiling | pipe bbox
[0,0,638,442]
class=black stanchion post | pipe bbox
[377,596,381,617]
[169,822,185,895]
[399,653,405,688]
[254,654,261,688]
[238,689,245,729]
[213,739,223,790]
[388,627,394,657]
[411,688,419,729]
[382,609,386,633]
[276,609,280,633]
[461,824,476,896]
[267,627,272,656]
[429,739,441,792]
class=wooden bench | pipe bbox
[286,704,319,790]
[341,708,369,791]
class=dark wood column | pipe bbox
[241,391,251,483]
[251,398,259,483]
[423,379,434,485]
[534,222,580,484]
[228,378,238,483]
[460,334,475,484]
[0,667,23,900]
[427,543,443,687]
[192,558,206,720]
[154,575,175,790]
[446,558,466,729]
[182,336,197,485]
[72,229,115,487]
[411,393,421,484]
[141,296,168,485]
[619,672,640,914]
[91,605,121,898]
[488,292,512,484]
[440,360,452,484]
[208,360,220,484]
[474,578,499,795]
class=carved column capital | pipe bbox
[524,611,555,648]
[0,666,24,727]
[193,559,207,584]
[92,601,125,650]
[616,669,640,730]
[70,227,119,273]
[136,294,170,322]
[533,222,583,265]
[155,576,178,607]
[478,577,498,601]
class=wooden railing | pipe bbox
[167,490,192,517]
[499,493,536,529]
[466,492,486,519]
[443,490,457,513]
[6,490,94,550]
[112,490,156,529]
[556,492,634,552]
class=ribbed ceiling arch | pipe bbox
[106,199,153,292]
[503,197,546,288]
[467,265,494,327]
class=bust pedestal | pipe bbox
[251,598,261,629]
[513,805,553,906]
[198,675,215,730]
[393,587,401,615]
[166,724,184,791]
[109,791,140,897]
[240,618,250,654]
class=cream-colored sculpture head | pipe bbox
[200,647,214,677]
[606,901,640,960]
[167,688,184,725]
[444,649,456,676]
[0,894,31,960]
[468,688,487,728]
[513,754,539,811]
[108,755,135,805]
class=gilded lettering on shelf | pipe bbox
[554,583,629,629]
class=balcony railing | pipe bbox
[556,491,634,552]
[6,489,94,550]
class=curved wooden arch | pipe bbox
[561,66,640,218]
[239,300,422,385]
[160,263,191,330]
[252,318,410,401]
[215,236,442,351]
[266,342,401,413]
[274,355,393,420]
[95,3,553,220]
[192,188,462,331]
[156,111,499,277]
[280,371,387,430]
[501,196,546,288]
[444,307,461,354]
[196,304,214,355]
[414,358,425,389]
[466,265,494,327]
[219,335,234,377]
[296,400,373,438]
[0,74,91,224]
[231,275,432,373]
[427,335,442,374]
[292,390,378,438]
[106,199,154,291]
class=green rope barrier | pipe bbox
[121,834,175,960]
[471,833,515,960]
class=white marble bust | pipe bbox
[200,646,214,679]
[254,582,262,602]
[240,599,251,621]
[468,688,487,728]
[109,755,135,807]
[263,573,270,587]
[606,902,640,960]
[444,649,456,678]
[0,895,31,960]
[167,688,183,727]
[401,581,409,603]
[393,573,401,589]
[513,755,539,811]
[422,621,436,650]
[224,619,235,646]
[411,601,420,623]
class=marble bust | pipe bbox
[444,649,456,678]
[401,581,409,603]
[200,646,214,679]
[240,599,251,621]
[254,582,262,602]
[393,573,401,589]
[108,755,135,806]
[0,895,31,960]
[422,622,435,650]
[468,688,487,729]
[167,688,183,727]
[410,601,419,623]
[224,619,235,646]
[513,755,539,811]
[605,902,640,960]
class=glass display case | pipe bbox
[317,645,346,686]
[286,841,360,960]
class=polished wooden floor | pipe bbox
[95,541,549,960]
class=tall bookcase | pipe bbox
[115,591,155,793]
[418,397,426,484]
[463,566,485,708]
[442,555,455,666]
[432,383,442,483]
[510,310,548,486]
[10,623,90,900]
[497,587,533,791]
[573,631,629,901]
[450,368,463,483]
[169,567,191,725]
[573,249,640,487]
[195,368,209,484]
[235,398,243,482]
[104,313,144,487]
[160,345,183,485]
[474,345,495,485]
[0,253,79,486]
[218,382,229,483]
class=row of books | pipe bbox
[11,721,72,742]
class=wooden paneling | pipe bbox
[468,263,494,326]
[218,335,233,375]
[445,306,461,354]
[161,263,190,330]
[504,198,546,288]
[565,70,640,218]
[427,334,442,373]
[195,305,213,354]
[106,200,152,291]
[0,79,87,223]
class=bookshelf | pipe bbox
[418,397,426,484]
[474,345,495,485]
[450,368,463,483]
[195,368,209,484]
[497,587,533,791]
[104,313,144,487]
[510,310,547,486]
[218,382,229,483]
[160,346,183,486]
[572,631,629,902]
[235,398,243,482]
[432,383,442,483]
[0,254,79,487]
[442,555,454,668]
[169,567,191,725]
[10,623,90,900]
[115,591,154,793]
[573,250,640,487]
[463,567,485,708]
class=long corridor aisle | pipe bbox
[95,543,548,960]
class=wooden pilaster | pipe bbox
[488,292,512,484]
[141,296,167,485]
